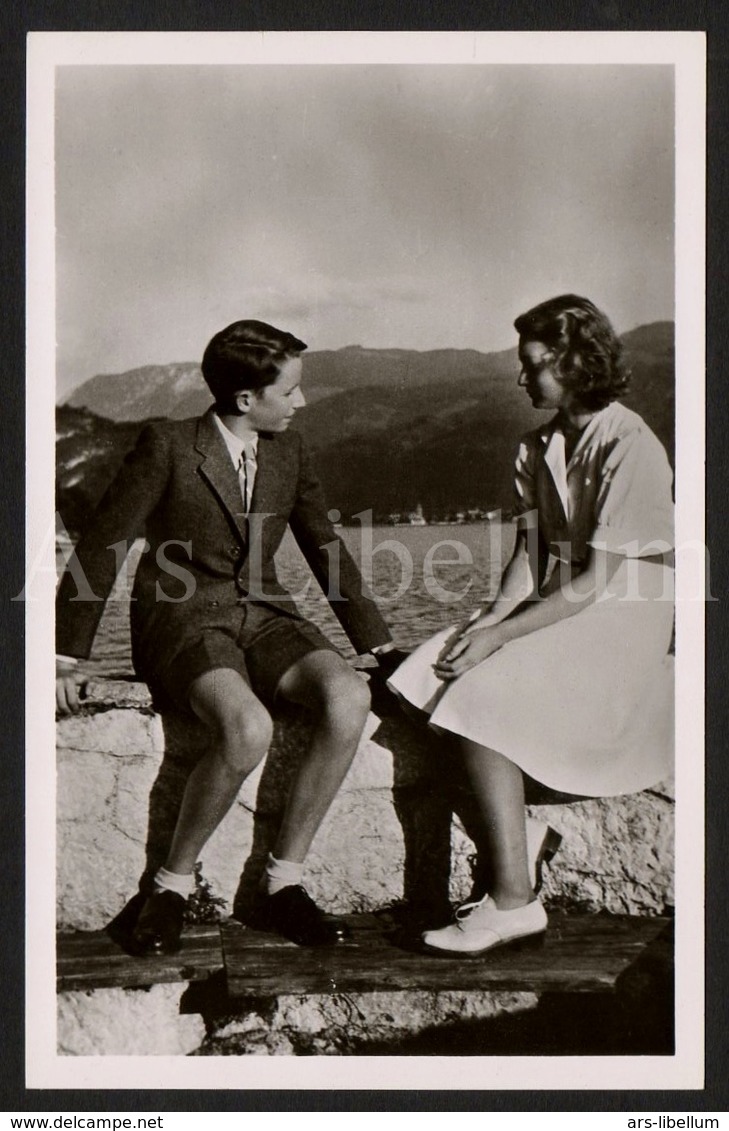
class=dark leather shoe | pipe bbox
[257,885,350,947]
[131,890,187,955]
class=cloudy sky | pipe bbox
[55,63,674,397]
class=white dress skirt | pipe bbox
[387,556,674,799]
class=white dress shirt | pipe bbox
[213,412,259,515]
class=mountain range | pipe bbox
[57,323,674,534]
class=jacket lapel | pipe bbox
[194,410,248,544]
[247,433,280,522]
[541,423,570,522]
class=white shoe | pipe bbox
[422,895,547,956]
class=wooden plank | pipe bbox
[221,913,670,998]
[57,924,224,992]
[56,913,671,998]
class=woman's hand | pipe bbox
[434,548,624,681]
[436,605,496,660]
[434,625,505,681]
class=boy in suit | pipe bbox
[56,320,402,955]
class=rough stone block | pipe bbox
[57,985,205,1056]
[57,708,162,757]
[202,989,538,1055]
[113,756,166,845]
[292,788,406,913]
[57,751,117,822]
[56,681,675,929]
[57,822,147,930]
[84,680,154,710]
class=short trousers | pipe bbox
[148,603,340,715]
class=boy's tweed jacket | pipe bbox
[56,408,392,682]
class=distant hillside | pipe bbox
[56,407,153,536]
[64,362,208,422]
[296,323,675,519]
[57,323,674,532]
[63,345,518,421]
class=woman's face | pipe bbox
[517,339,572,411]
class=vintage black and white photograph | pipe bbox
[26,31,705,1089]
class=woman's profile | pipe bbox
[387,294,675,955]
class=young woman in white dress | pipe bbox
[387,295,674,955]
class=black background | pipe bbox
[2,0,726,1114]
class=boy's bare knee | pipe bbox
[189,670,273,770]
[319,669,371,723]
[192,693,272,774]
[219,702,273,768]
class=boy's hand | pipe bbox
[372,647,410,681]
[56,659,82,715]
[366,647,411,718]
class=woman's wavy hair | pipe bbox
[202,319,307,412]
[513,294,631,410]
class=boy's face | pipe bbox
[244,357,306,432]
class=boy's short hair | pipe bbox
[202,320,307,411]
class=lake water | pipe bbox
[62,523,516,679]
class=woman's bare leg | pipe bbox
[459,738,533,910]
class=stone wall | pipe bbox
[56,678,674,1055]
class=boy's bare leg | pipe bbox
[162,668,273,873]
[246,651,370,946]
[132,668,271,954]
[273,651,371,863]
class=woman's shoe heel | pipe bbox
[542,827,562,864]
[534,826,563,893]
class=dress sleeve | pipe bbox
[512,433,539,534]
[588,424,674,556]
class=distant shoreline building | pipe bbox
[385,503,507,526]
[389,503,428,526]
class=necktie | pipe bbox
[238,446,257,515]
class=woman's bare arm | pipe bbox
[436,547,624,679]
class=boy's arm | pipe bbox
[56,423,171,664]
[287,435,393,655]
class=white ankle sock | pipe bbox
[153,866,195,899]
[264,853,304,895]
